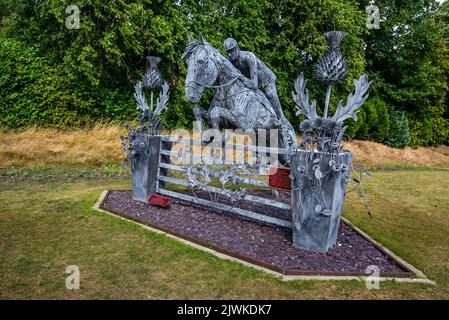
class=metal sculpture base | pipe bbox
[131,135,161,202]
[290,150,352,252]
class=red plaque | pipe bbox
[268,167,291,190]
[148,194,171,207]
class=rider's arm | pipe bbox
[246,52,258,88]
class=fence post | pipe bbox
[158,139,172,188]
[131,135,161,202]
[290,150,352,252]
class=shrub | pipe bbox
[345,96,391,143]
[383,109,411,149]
[0,37,140,129]
[0,37,87,128]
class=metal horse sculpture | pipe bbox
[182,34,297,159]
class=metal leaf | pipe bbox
[331,74,372,124]
[153,81,170,118]
[292,73,318,121]
[134,81,148,112]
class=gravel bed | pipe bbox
[102,190,408,274]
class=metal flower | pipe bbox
[325,119,338,132]
[143,56,162,91]
[320,118,331,131]
[312,118,324,131]
[299,120,313,133]
[121,58,170,166]
[314,31,348,85]
[293,31,371,155]
[324,31,347,49]
[132,80,170,135]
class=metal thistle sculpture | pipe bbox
[294,31,371,153]
[120,56,170,201]
[289,31,372,252]
[143,56,163,110]
[134,80,169,136]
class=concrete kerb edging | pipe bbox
[93,190,435,284]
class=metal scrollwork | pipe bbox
[183,153,270,204]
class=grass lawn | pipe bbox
[0,168,448,299]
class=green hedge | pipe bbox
[0,37,139,128]
[0,38,83,128]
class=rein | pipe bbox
[188,76,239,89]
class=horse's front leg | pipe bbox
[194,105,208,128]
[193,105,207,142]
[209,107,246,130]
[202,107,245,146]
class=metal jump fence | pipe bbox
[155,135,293,229]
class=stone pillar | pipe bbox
[290,150,352,252]
[131,134,161,202]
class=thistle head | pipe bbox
[312,117,324,131]
[323,119,338,132]
[314,31,348,84]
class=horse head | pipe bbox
[182,33,220,103]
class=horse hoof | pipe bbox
[201,136,215,146]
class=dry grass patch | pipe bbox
[344,140,449,169]
[1,126,449,169]
[0,125,124,168]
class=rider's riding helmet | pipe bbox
[223,38,238,52]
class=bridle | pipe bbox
[185,46,240,96]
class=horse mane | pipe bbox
[181,42,199,61]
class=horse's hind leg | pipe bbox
[277,119,298,167]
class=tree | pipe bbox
[358,0,449,146]
[0,0,369,130]
[383,108,411,148]
[0,0,447,149]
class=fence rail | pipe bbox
[158,162,269,188]
[157,188,292,229]
[160,135,290,155]
[156,134,292,229]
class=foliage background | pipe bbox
[0,0,447,148]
